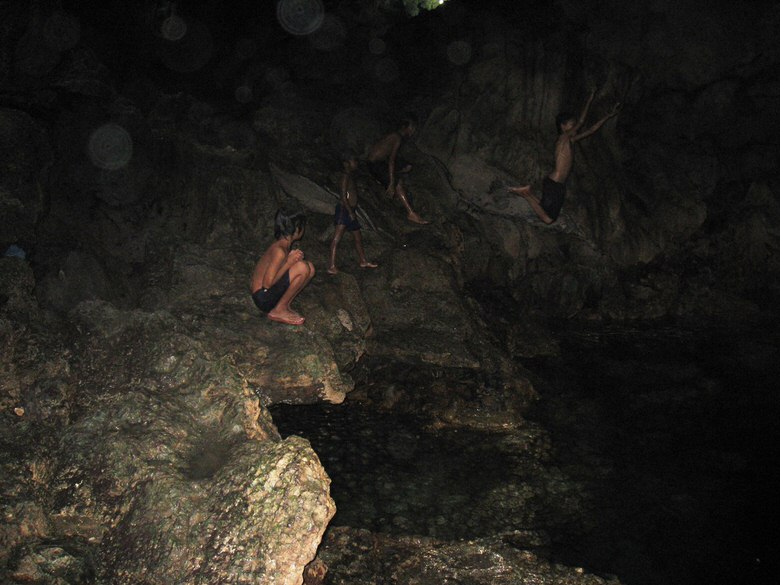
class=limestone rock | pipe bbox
[31,299,337,584]
[318,527,623,585]
[360,247,480,368]
[271,163,340,216]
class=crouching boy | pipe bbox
[250,209,314,326]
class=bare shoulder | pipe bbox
[260,241,284,262]
[270,241,286,257]
[369,132,396,160]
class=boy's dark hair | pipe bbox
[555,112,575,133]
[274,209,306,240]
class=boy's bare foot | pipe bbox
[407,212,430,225]
[327,266,339,275]
[360,261,379,269]
[267,309,305,326]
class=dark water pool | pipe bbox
[271,320,780,585]
[524,321,780,585]
[269,403,551,539]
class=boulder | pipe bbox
[2,299,338,584]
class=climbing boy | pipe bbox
[509,90,621,223]
[250,209,315,326]
[328,156,379,274]
[367,114,430,225]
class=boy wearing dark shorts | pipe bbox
[250,209,315,325]
[366,115,429,225]
[509,89,620,223]
[328,157,378,274]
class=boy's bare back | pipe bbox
[250,240,287,293]
[367,132,401,162]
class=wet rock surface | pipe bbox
[319,527,621,585]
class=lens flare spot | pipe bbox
[88,124,133,170]
[446,40,472,66]
[235,85,253,103]
[368,37,386,55]
[276,0,325,36]
[161,15,187,41]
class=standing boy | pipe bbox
[328,156,379,275]
[250,209,314,326]
[367,115,430,225]
[509,90,621,224]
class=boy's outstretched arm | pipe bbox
[574,88,597,132]
[573,102,621,143]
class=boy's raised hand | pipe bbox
[288,249,304,263]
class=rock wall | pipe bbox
[411,0,780,319]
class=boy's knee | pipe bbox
[307,261,316,277]
[290,259,307,275]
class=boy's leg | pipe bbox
[396,179,430,224]
[508,185,554,224]
[328,224,347,274]
[353,230,378,268]
[267,259,315,325]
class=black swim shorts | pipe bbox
[251,271,290,312]
[540,177,566,221]
[334,203,361,231]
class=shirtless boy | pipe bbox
[367,115,429,225]
[509,90,621,223]
[328,156,379,274]
[250,209,315,326]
